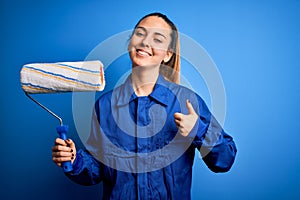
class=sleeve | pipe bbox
[191,95,237,173]
[65,149,103,186]
[65,99,104,185]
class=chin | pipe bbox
[132,59,150,68]
[131,56,160,69]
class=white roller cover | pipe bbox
[20,60,105,93]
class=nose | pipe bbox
[141,34,151,47]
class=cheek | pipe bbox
[128,37,142,55]
[152,42,170,56]
[153,48,168,58]
[128,41,136,60]
[129,35,141,47]
[128,39,134,51]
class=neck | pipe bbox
[131,66,159,96]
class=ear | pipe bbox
[163,50,173,63]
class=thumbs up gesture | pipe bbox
[174,99,199,137]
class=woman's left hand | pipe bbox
[174,99,199,137]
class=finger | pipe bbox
[174,119,182,127]
[186,99,196,115]
[174,112,183,121]
[65,139,75,149]
[53,156,72,163]
[52,145,72,152]
[52,157,62,167]
[65,139,76,163]
[52,151,73,157]
[54,138,67,146]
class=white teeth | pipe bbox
[137,49,150,56]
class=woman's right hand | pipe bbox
[52,138,77,167]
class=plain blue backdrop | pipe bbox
[1,0,300,199]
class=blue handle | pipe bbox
[56,125,73,173]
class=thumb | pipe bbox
[174,112,184,120]
[66,139,75,148]
[186,99,196,115]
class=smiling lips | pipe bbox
[136,49,152,57]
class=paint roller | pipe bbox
[20,60,105,172]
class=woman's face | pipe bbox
[128,16,173,68]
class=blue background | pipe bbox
[1,0,300,199]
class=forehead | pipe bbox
[137,16,172,35]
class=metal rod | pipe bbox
[25,92,63,126]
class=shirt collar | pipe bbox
[115,74,172,107]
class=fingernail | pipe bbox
[71,156,74,160]
[71,149,73,152]
[72,153,74,157]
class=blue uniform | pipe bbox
[66,74,237,200]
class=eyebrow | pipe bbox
[136,26,167,39]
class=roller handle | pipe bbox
[56,125,73,173]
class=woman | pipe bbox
[52,12,237,199]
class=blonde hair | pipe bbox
[132,12,181,84]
